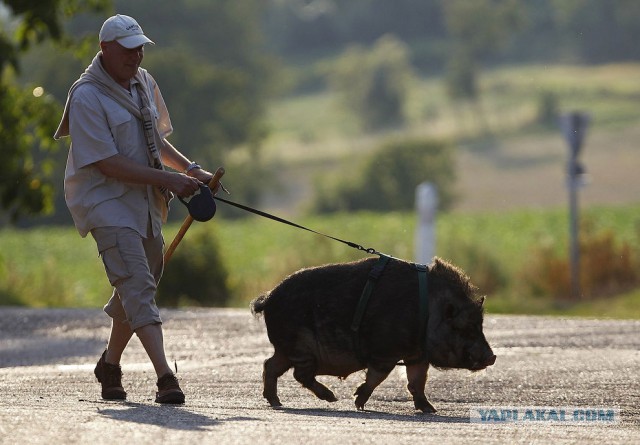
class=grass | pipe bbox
[1,204,639,318]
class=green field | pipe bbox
[2,63,639,318]
[1,204,639,318]
[260,63,640,214]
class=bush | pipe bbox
[440,239,507,296]
[157,228,231,307]
[521,220,639,300]
[311,138,456,213]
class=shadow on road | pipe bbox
[96,402,228,431]
[0,337,104,368]
[278,406,469,424]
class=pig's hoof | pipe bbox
[266,397,282,407]
[317,388,338,403]
[354,387,371,411]
[415,399,437,414]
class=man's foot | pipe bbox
[155,373,185,404]
[94,350,126,400]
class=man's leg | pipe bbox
[94,291,131,401]
[136,322,184,404]
[135,323,172,377]
[105,315,134,365]
[92,225,184,403]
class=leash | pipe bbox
[213,195,380,255]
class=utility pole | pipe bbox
[560,112,589,299]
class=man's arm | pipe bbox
[94,154,201,198]
[160,138,214,185]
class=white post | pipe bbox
[415,182,438,265]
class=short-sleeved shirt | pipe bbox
[64,73,173,238]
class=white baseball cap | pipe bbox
[99,14,154,48]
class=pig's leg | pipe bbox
[263,350,292,407]
[406,363,436,413]
[292,359,338,403]
[353,364,394,410]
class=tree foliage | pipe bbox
[549,0,640,62]
[312,138,456,213]
[264,0,446,57]
[265,0,640,66]
[0,0,109,223]
[330,35,414,130]
[442,0,524,101]
[0,81,60,219]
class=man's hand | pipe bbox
[190,168,213,184]
[187,167,217,193]
[166,172,201,198]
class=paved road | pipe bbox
[0,308,638,444]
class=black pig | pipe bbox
[251,256,496,413]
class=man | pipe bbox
[54,14,213,404]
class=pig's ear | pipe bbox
[478,296,486,307]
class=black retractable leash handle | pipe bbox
[178,183,217,222]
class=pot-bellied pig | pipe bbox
[251,255,496,413]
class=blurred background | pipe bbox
[0,0,638,316]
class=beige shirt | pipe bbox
[64,74,172,238]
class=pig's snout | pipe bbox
[483,354,497,367]
[471,354,496,371]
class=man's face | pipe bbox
[100,41,144,87]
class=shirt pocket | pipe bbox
[96,232,131,286]
[105,107,131,131]
[104,105,135,151]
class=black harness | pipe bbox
[350,254,430,365]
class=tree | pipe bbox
[550,0,640,62]
[443,0,523,102]
[0,0,110,223]
[330,34,414,130]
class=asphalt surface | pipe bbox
[0,307,638,444]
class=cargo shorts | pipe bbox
[91,226,164,331]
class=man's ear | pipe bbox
[99,41,110,54]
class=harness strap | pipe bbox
[351,254,390,333]
[351,254,391,363]
[415,263,429,361]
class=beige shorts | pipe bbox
[91,226,164,330]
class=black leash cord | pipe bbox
[213,195,379,255]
